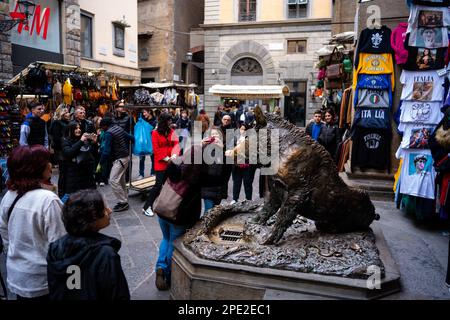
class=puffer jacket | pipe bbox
[318,123,342,159]
[61,138,97,195]
[47,232,130,300]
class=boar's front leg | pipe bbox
[252,176,287,225]
[262,189,309,245]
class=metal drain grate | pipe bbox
[220,230,243,242]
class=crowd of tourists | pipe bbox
[0,101,448,301]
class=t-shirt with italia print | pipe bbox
[400,70,445,101]
[351,127,391,170]
[356,89,391,108]
[353,107,391,129]
[399,100,444,125]
[354,26,393,67]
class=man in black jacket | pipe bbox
[74,106,95,134]
[99,118,135,212]
[19,101,49,148]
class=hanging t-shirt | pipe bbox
[351,127,391,170]
[411,0,450,7]
[400,70,445,101]
[353,107,391,129]
[352,53,395,90]
[399,149,436,200]
[398,123,435,149]
[354,26,393,67]
[399,100,443,124]
[355,74,392,90]
[403,36,447,71]
[356,89,391,108]
[408,27,449,48]
[407,5,450,31]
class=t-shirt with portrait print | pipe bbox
[403,34,447,70]
[356,89,391,108]
[398,123,435,149]
[400,70,445,101]
[352,53,395,90]
[398,149,436,200]
[407,5,450,32]
[399,101,444,125]
[408,27,449,48]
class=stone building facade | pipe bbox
[0,0,13,83]
[138,0,204,85]
[203,0,332,126]
[0,0,140,85]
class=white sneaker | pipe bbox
[99,182,105,187]
[138,175,144,180]
[143,207,154,217]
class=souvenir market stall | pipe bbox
[392,0,450,222]
[120,82,200,120]
[208,84,290,113]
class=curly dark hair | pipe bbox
[62,189,106,236]
[6,145,51,195]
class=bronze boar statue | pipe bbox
[226,107,380,245]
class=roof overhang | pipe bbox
[209,85,290,99]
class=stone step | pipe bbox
[339,172,395,201]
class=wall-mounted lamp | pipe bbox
[1,0,36,33]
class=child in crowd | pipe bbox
[47,189,130,300]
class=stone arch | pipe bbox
[221,40,276,84]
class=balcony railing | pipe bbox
[239,12,256,22]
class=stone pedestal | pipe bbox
[171,224,401,300]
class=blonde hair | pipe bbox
[53,104,70,121]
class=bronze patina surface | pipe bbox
[184,200,385,279]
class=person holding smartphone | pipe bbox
[60,122,98,201]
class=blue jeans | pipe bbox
[203,198,221,217]
[139,154,155,177]
[156,217,188,278]
[139,155,146,177]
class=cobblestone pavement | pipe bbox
[1,155,450,300]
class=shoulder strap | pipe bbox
[7,193,25,222]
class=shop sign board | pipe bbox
[10,0,61,54]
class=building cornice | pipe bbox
[200,18,332,30]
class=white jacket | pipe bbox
[0,189,66,298]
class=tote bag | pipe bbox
[153,178,188,221]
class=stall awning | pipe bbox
[209,85,289,99]
[121,82,198,89]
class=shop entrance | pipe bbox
[284,81,306,127]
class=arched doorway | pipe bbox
[231,57,263,85]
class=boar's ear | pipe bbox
[254,105,267,128]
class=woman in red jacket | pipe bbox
[143,113,179,216]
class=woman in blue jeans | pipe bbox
[154,146,202,290]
